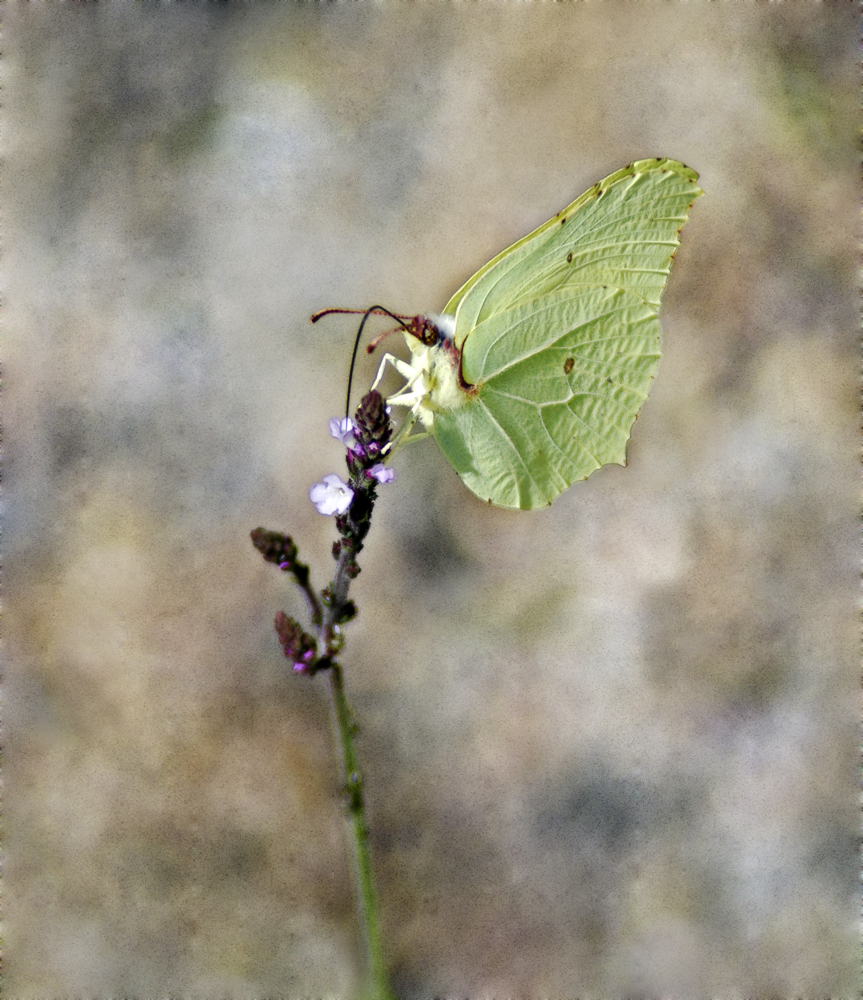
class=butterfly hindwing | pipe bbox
[435,286,660,508]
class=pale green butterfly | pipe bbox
[324,158,702,510]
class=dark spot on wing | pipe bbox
[566,251,573,263]
[563,357,575,375]
[560,217,567,225]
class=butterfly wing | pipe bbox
[434,286,661,508]
[433,158,702,509]
[443,158,702,337]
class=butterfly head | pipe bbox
[402,312,456,348]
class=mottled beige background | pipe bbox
[4,4,857,998]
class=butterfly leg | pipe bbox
[371,352,419,394]
[370,349,435,452]
[383,404,432,455]
[372,351,432,416]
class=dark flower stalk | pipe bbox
[251,389,395,1000]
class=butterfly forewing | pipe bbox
[460,286,658,385]
[444,158,702,341]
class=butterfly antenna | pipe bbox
[311,306,412,323]
[343,306,410,420]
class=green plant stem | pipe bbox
[322,543,392,1000]
[327,664,391,1000]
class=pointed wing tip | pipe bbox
[632,156,702,187]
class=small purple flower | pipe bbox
[292,648,317,674]
[367,463,396,484]
[309,474,354,516]
[329,416,357,448]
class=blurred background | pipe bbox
[4,5,857,998]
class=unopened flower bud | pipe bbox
[354,390,392,451]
